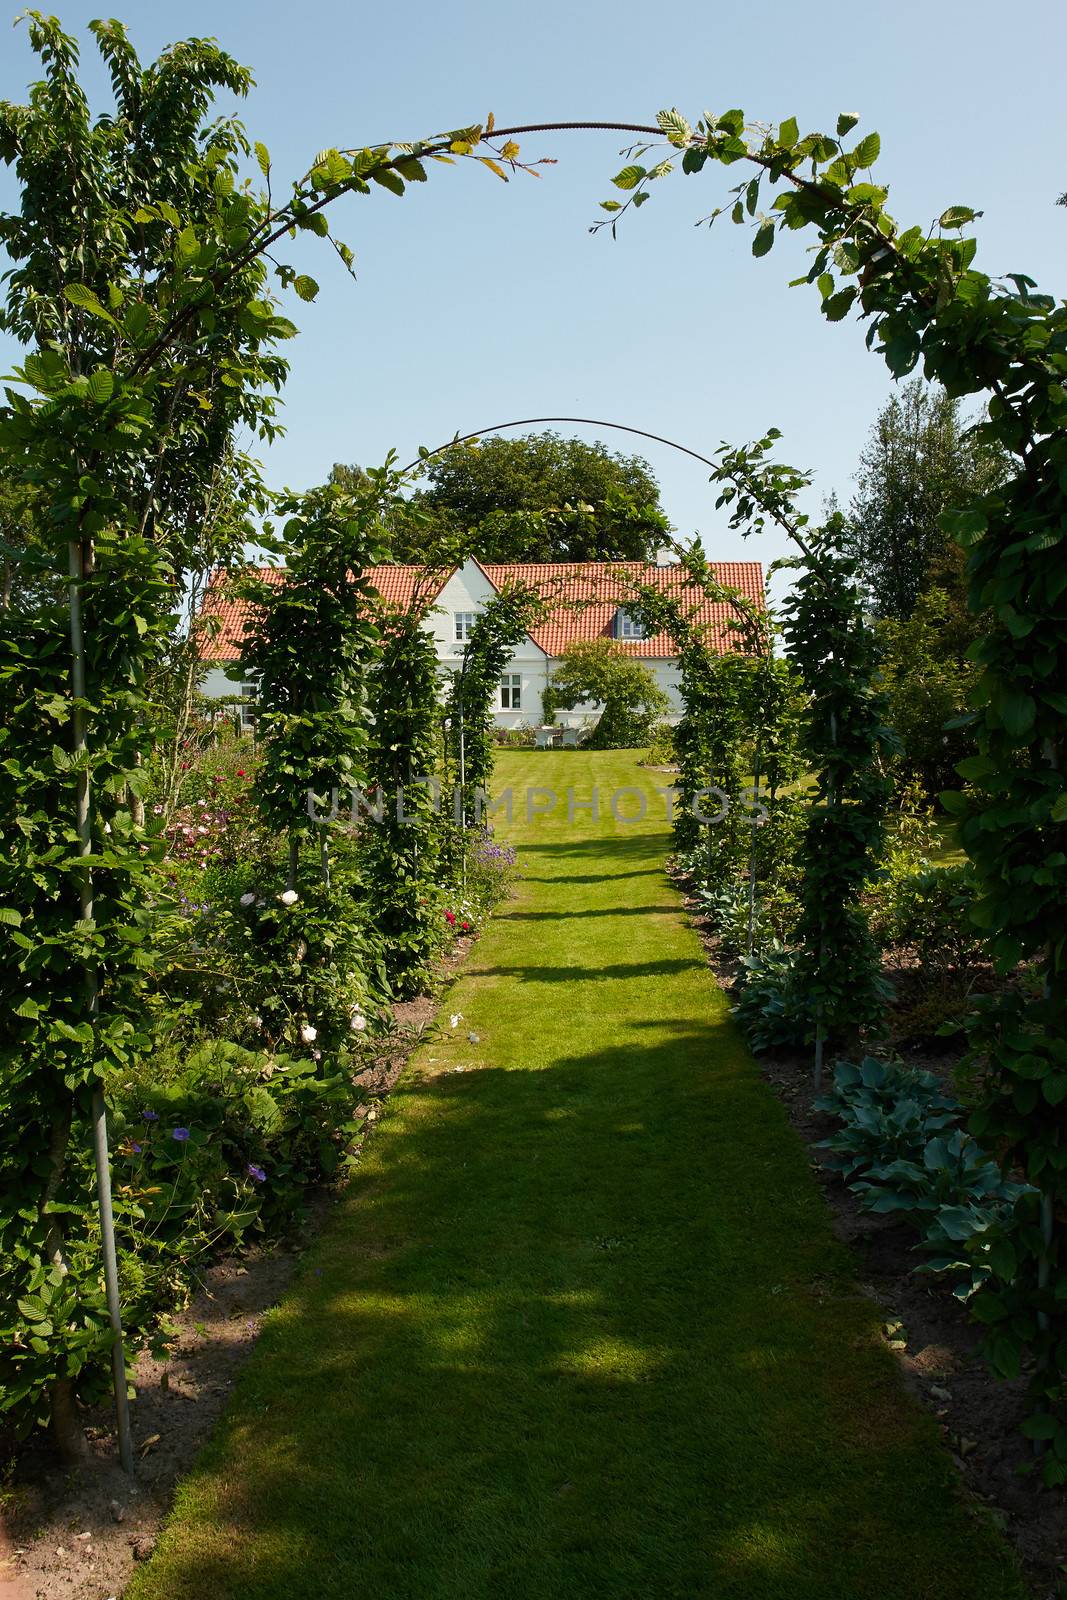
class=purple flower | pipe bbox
[247,1163,266,1183]
[171,1127,191,1142]
[142,1109,159,1123]
[132,1142,142,1154]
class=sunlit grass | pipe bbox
[129,751,1021,1600]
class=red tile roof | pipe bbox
[196,559,764,663]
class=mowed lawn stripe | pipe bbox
[129,750,1022,1600]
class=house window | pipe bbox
[240,681,258,730]
[499,674,522,711]
[616,609,646,640]
[454,611,477,642]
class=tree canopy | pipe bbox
[542,638,669,748]
[844,380,1007,621]
[332,431,669,564]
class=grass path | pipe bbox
[130,751,1021,1600]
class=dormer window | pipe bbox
[454,611,477,642]
[615,608,646,640]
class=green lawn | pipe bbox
[129,750,1021,1600]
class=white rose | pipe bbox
[300,1023,317,1044]
[349,1010,367,1033]
[279,889,299,906]
[240,892,256,907]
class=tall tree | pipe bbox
[845,379,1006,620]
[334,432,669,563]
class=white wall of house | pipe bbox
[432,562,550,728]
[198,558,685,730]
[200,665,243,699]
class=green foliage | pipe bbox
[0,12,491,1447]
[844,379,1008,622]
[0,1034,373,1437]
[639,721,676,766]
[601,127,1067,1469]
[713,444,897,1057]
[543,639,669,750]
[870,861,983,978]
[814,1057,1031,1304]
[240,478,389,850]
[365,602,447,998]
[732,942,812,1053]
[405,431,669,562]
[877,588,979,797]
[446,581,545,807]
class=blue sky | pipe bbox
[1,1,1064,591]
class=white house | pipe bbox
[196,556,765,730]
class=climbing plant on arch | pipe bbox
[596,105,1067,1476]
[0,14,550,1459]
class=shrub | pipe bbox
[640,721,677,767]
[542,638,669,749]
[814,1057,1033,1301]
[732,943,814,1053]
[871,862,983,977]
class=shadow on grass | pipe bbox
[499,905,681,922]
[133,1027,1022,1600]
[471,956,708,984]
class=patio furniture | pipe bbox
[533,726,558,750]
[560,728,580,749]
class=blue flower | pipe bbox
[247,1163,266,1183]
[141,1110,160,1123]
[171,1126,191,1142]
[132,1142,142,1154]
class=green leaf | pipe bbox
[999,692,1036,737]
[778,116,798,148]
[87,370,114,405]
[850,132,880,168]
[938,205,976,229]
[836,113,860,137]
[370,167,405,196]
[292,275,319,303]
[395,157,427,183]
[612,165,646,192]
[62,284,118,326]
[823,287,857,322]
[255,142,271,179]
[656,108,692,147]
[1020,1413,1059,1441]
[752,221,775,257]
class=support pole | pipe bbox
[68,537,134,1476]
[746,746,761,957]
[91,1088,134,1474]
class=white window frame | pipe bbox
[240,680,258,730]
[616,608,646,640]
[454,611,477,642]
[499,673,522,711]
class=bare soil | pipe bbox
[0,938,471,1600]
[677,875,1067,1600]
